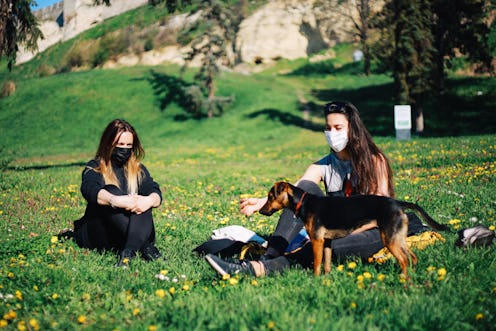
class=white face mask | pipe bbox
[325,130,348,153]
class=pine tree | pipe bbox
[0,0,43,70]
[181,0,244,118]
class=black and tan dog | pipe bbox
[259,182,450,277]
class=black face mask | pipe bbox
[111,147,132,166]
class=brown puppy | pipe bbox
[259,182,450,277]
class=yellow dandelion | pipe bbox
[357,275,364,282]
[228,278,238,285]
[489,225,495,231]
[357,282,365,289]
[377,274,386,282]
[33,285,39,291]
[348,262,357,269]
[52,293,59,300]
[7,272,14,279]
[15,290,22,301]
[17,321,26,331]
[169,287,176,295]
[148,325,157,331]
[77,315,86,324]
[155,289,166,298]
[426,265,436,272]
[267,321,275,329]
[336,265,344,272]
[475,313,484,321]
[251,279,258,286]
[363,272,372,279]
[222,274,230,280]
[29,319,40,331]
[160,269,168,276]
[50,236,58,244]
[4,310,16,321]
[0,320,8,328]
[350,302,357,309]
[82,293,91,301]
[182,284,190,291]
[132,308,140,316]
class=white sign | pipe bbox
[394,105,412,130]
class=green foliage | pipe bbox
[0,0,43,70]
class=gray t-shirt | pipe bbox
[315,153,352,194]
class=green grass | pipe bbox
[1,28,496,331]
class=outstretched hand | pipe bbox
[239,197,267,217]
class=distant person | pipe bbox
[73,119,163,267]
[205,101,425,277]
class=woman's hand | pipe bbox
[239,197,267,217]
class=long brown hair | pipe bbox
[94,119,145,194]
[324,101,395,197]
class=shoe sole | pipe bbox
[205,255,228,276]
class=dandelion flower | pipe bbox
[363,272,372,279]
[0,320,8,328]
[222,274,230,280]
[50,236,58,244]
[182,284,190,291]
[350,302,357,309]
[15,290,22,301]
[336,265,344,272]
[475,313,484,320]
[267,321,275,329]
[3,310,16,321]
[16,321,26,331]
[132,308,140,316]
[82,293,90,301]
[169,287,175,295]
[29,318,40,331]
[251,279,258,286]
[377,274,386,281]
[77,315,86,324]
[51,293,59,300]
[348,262,357,269]
[148,325,157,331]
[155,289,166,298]
[228,278,238,285]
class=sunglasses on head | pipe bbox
[324,101,351,115]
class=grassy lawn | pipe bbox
[1,47,495,329]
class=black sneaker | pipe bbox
[140,245,163,262]
[115,248,136,268]
[205,254,255,276]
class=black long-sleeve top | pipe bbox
[80,159,162,220]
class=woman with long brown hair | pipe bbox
[74,119,163,267]
[205,101,423,277]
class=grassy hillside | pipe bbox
[0,6,495,330]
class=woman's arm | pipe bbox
[240,164,322,217]
[371,154,390,197]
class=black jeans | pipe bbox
[76,185,156,252]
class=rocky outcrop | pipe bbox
[18,0,147,63]
[19,0,362,66]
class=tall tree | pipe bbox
[0,0,43,70]
[181,0,244,118]
[372,0,494,134]
[431,0,494,93]
[314,0,380,76]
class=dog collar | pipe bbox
[295,192,307,217]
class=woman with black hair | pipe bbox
[205,101,424,277]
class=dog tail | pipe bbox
[398,201,452,232]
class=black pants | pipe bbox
[75,185,156,252]
[261,181,426,275]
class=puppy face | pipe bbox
[259,182,291,216]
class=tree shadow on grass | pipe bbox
[312,77,496,137]
[5,161,86,171]
[245,108,324,132]
[145,69,207,121]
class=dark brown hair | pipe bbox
[324,101,395,197]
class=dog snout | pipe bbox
[259,203,275,216]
